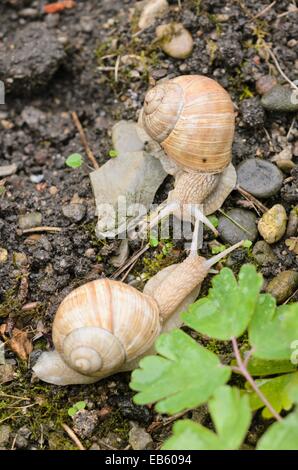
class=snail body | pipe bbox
[136,75,237,237]
[33,240,244,385]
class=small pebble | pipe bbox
[286,206,298,237]
[258,204,287,244]
[237,158,283,198]
[13,252,28,267]
[156,23,193,59]
[72,410,99,439]
[129,423,153,450]
[218,209,258,244]
[0,425,11,446]
[252,241,277,266]
[18,212,42,230]
[240,98,265,128]
[0,163,17,177]
[255,75,277,96]
[266,271,298,304]
[261,85,298,112]
[0,248,8,263]
[30,174,44,184]
[62,204,86,223]
[138,0,169,29]
[80,16,94,33]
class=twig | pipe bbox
[61,423,85,451]
[277,7,298,18]
[22,301,40,311]
[237,186,268,214]
[114,55,121,83]
[249,0,276,21]
[112,243,149,280]
[287,117,296,140]
[231,337,282,422]
[71,111,99,170]
[218,208,255,236]
[266,47,298,91]
[21,226,62,234]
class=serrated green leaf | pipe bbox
[183,265,263,340]
[246,372,298,419]
[162,420,224,450]
[162,386,251,450]
[209,386,251,449]
[65,153,83,168]
[130,329,231,414]
[257,409,298,450]
[249,297,298,361]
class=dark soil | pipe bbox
[0,0,297,450]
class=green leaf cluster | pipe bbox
[130,264,298,450]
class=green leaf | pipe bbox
[210,243,226,255]
[130,329,231,414]
[65,153,83,168]
[207,215,219,228]
[162,386,251,450]
[67,407,77,417]
[247,373,298,419]
[183,265,263,340]
[257,409,298,450]
[149,237,159,248]
[162,420,224,450]
[109,149,118,158]
[249,296,298,361]
[75,401,87,411]
[243,240,252,249]
[246,356,297,377]
[209,386,251,449]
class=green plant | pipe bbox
[108,149,118,158]
[130,264,298,450]
[67,401,87,417]
[65,153,83,168]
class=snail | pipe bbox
[135,74,237,237]
[33,233,244,386]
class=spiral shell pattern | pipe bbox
[53,279,160,377]
[142,75,235,173]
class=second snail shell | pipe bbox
[141,75,235,173]
[52,279,160,378]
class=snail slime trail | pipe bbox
[105,455,140,467]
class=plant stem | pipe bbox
[231,337,282,422]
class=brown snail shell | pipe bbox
[142,75,235,173]
[52,279,160,378]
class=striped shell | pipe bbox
[142,75,235,173]
[52,279,161,378]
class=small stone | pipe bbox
[218,209,258,244]
[240,98,265,128]
[30,174,44,184]
[18,212,42,230]
[237,158,284,198]
[261,85,298,113]
[252,240,277,266]
[62,204,86,222]
[138,0,169,30]
[80,16,94,33]
[13,252,28,267]
[45,13,60,28]
[266,271,298,304]
[286,206,298,237]
[19,8,39,18]
[15,426,31,449]
[0,163,17,177]
[0,248,8,263]
[255,75,277,96]
[156,23,193,59]
[129,423,153,450]
[0,425,11,446]
[49,186,58,195]
[72,410,99,439]
[258,204,287,244]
